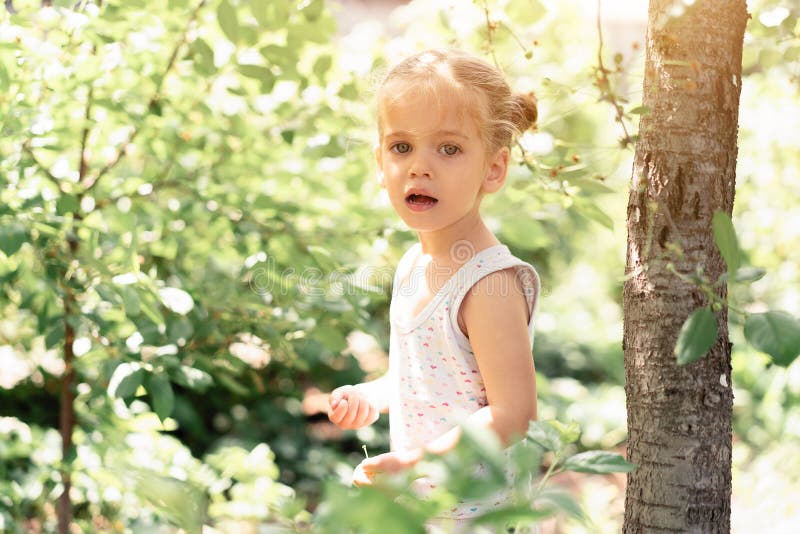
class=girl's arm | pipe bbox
[354,268,536,484]
[456,267,538,444]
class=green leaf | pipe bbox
[313,54,332,80]
[299,0,324,21]
[307,244,337,271]
[629,105,650,115]
[339,82,358,100]
[56,194,79,216]
[45,324,65,349]
[548,420,581,444]
[570,178,615,195]
[0,223,28,257]
[0,61,9,90]
[217,0,240,44]
[249,0,269,27]
[577,200,614,230]
[458,422,506,480]
[526,420,563,452]
[237,64,275,92]
[505,0,546,25]
[167,317,194,346]
[712,211,740,273]
[535,489,587,522]
[147,372,175,423]
[172,365,213,391]
[216,372,250,396]
[139,294,165,327]
[108,362,144,400]
[744,311,800,366]
[189,38,215,73]
[95,282,121,304]
[121,286,141,317]
[734,267,766,283]
[562,450,636,474]
[131,470,207,532]
[472,505,552,526]
[675,307,718,365]
[281,130,295,144]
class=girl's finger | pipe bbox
[352,464,373,487]
[354,397,371,426]
[330,388,345,407]
[341,397,360,428]
[329,399,348,424]
[360,456,379,469]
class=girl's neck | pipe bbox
[416,216,499,265]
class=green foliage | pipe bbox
[314,420,634,532]
[744,312,800,367]
[673,211,800,367]
[0,0,378,528]
[675,308,718,366]
[712,210,741,274]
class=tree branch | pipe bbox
[80,0,208,191]
[78,84,93,183]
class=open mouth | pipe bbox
[405,193,438,206]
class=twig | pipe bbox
[595,0,633,147]
[78,84,94,183]
[482,1,500,68]
[498,21,530,55]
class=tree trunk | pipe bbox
[58,307,75,534]
[623,1,747,532]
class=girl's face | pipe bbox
[375,86,509,236]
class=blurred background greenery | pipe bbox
[0,0,798,532]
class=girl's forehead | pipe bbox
[378,78,484,135]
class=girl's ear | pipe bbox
[374,145,385,188]
[482,146,510,194]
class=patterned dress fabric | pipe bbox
[388,243,541,519]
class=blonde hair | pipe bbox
[377,48,537,152]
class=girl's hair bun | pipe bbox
[512,91,538,133]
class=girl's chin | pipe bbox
[398,217,439,233]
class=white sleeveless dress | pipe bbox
[388,242,541,523]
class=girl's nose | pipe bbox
[408,156,432,178]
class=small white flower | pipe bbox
[126,332,144,353]
[112,272,138,285]
[158,287,194,315]
[73,337,91,357]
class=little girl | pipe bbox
[328,48,541,532]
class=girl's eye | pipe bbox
[391,142,411,154]
[439,144,460,156]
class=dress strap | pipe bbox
[447,246,541,353]
[391,242,422,297]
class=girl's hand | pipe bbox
[352,449,423,487]
[328,385,380,430]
